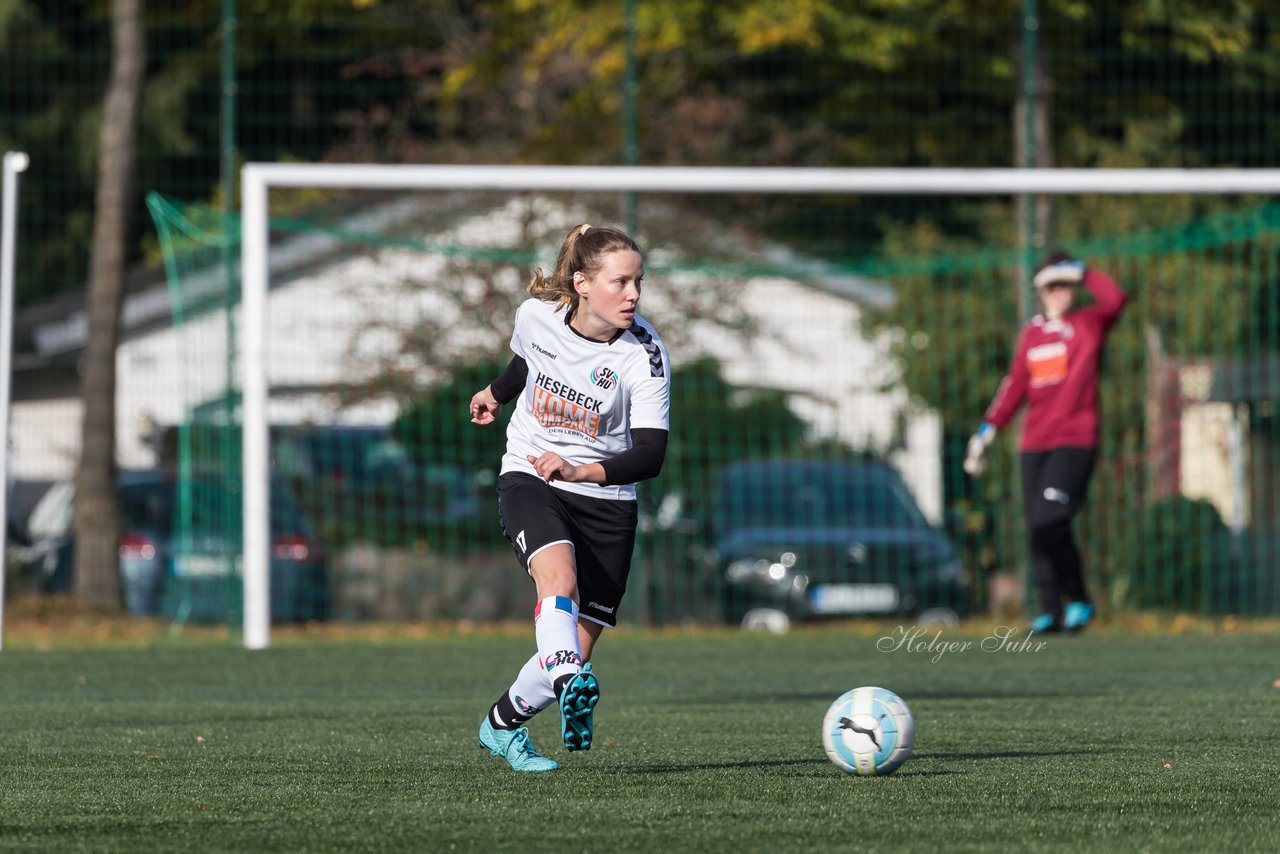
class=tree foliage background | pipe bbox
[2,1,1277,306]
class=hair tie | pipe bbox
[579,224,591,236]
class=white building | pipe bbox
[11,196,944,521]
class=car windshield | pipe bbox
[119,477,307,536]
[292,428,410,482]
[717,463,930,532]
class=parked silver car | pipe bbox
[11,469,329,621]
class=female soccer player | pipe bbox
[964,252,1128,634]
[469,223,671,772]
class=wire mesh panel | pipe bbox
[5,5,1280,629]
[150,183,1280,633]
[144,194,245,626]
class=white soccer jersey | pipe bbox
[501,297,671,500]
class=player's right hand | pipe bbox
[469,386,501,425]
[963,423,996,478]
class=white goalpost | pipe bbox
[239,163,1280,649]
[0,151,28,651]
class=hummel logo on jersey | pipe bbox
[586,601,615,614]
[531,342,558,360]
[542,650,583,671]
[516,530,527,552]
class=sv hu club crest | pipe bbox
[590,366,618,389]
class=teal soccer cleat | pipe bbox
[558,663,600,752]
[1064,602,1095,632]
[1029,613,1061,634]
[478,719,558,772]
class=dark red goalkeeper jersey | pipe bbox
[982,269,1128,451]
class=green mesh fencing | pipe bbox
[7,5,1280,626]
[147,188,1280,629]
[145,193,245,628]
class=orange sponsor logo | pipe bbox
[1027,342,1068,388]
[532,384,601,438]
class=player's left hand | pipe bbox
[527,452,582,483]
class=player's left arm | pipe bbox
[525,429,668,486]
[600,428,668,485]
[526,429,669,485]
[602,338,671,484]
[528,335,672,485]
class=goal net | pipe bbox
[145,166,1280,648]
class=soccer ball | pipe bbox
[822,686,914,776]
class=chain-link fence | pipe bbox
[4,4,1278,627]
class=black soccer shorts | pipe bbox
[496,472,639,628]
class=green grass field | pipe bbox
[1,626,1277,852]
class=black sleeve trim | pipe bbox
[601,428,668,486]
[490,355,528,404]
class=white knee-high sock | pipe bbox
[535,595,583,690]
[511,652,556,717]
[488,652,556,729]
[485,596,582,731]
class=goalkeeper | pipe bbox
[964,252,1128,634]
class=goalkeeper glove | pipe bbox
[963,423,997,478]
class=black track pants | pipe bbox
[1020,447,1097,619]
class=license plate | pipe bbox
[809,583,899,614]
[173,554,239,578]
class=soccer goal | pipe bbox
[230,164,1280,649]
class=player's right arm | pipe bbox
[470,354,528,425]
[964,329,1031,477]
[983,327,1031,431]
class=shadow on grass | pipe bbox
[892,688,1104,701]
[918,748,1097,761]
[631,757,830,773]
[630,748,1094,775]
[679,688,1102,705]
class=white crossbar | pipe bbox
[245,164,1280,195]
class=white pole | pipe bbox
[0,152,29,652]
[240,165,270,650]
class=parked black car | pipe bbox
[273,425,480,544]
[11,469,329,622]
[715,459,968,630]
